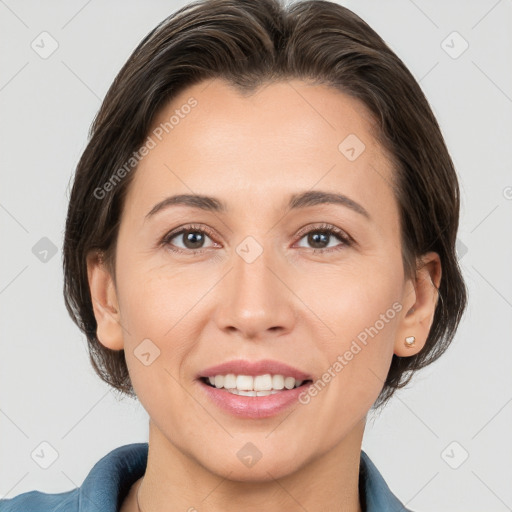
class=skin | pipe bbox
[87,78,441,512]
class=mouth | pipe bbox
[198,375,313,396]
[196,372,314,419]
[196,359,314,418]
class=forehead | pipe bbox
[124,78,397,226]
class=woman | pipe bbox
[0,0,467,510]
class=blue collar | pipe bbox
[77,443,412,512]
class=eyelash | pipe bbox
[160,223,353,256]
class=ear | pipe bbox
[86,250,124,351]
[394,251,442,357]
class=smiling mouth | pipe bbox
[199,376,313,396]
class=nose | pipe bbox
[213,243,297,340]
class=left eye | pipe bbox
[295,227,350,252]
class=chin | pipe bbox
[211,457,305,483]
[194,440,310,482]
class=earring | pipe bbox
[404,336,416,348]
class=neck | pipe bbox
[129,418,365,512]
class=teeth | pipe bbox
[224,374,236,389]
[220,389,282,396]
[236,375,253,390]
[284,376,296,390]
[205,374,304,392]
[254,374,272,390]
[272,374,284,390]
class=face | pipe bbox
[89,78,438,481]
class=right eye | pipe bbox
[160,224,219,255]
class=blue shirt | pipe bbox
[0,443,413,511]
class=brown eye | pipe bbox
[295,224,352,254]
[305,231,331,249]
[161,224,217,254]
[175,230,208,250]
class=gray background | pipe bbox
[1,1,511,511]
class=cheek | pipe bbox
[116,257,201,338]
[298,274,401,434]
[304,257,401,336]
[113,260,194,387]
[304,261,401,387]
[117,266,200,417]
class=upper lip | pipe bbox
[198,359,312,381]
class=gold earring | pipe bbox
[404,336,416,348]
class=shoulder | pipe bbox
[0,443,148,512]
[360,449,416,512]
[0,489,78,511]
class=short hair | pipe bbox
[62,0,468,411]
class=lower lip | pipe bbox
[197,379,312,419]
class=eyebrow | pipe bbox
[145,190,370,220]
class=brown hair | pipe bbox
[63,0,467,411]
